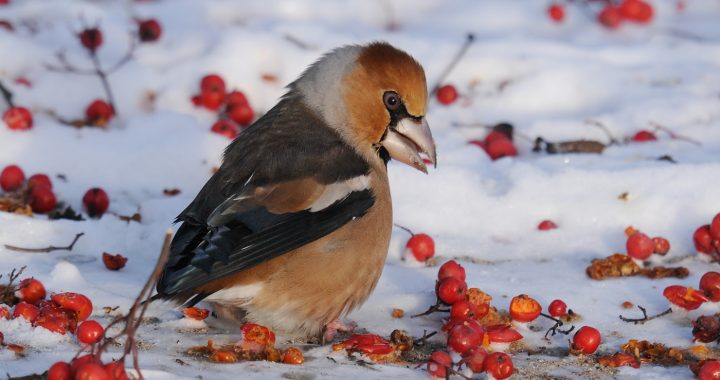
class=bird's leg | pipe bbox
[322,319,358,343]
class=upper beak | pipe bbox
[381,117,436,173]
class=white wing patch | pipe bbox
[309,175,371,212]
[204,283,263,306]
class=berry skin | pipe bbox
[137,18,161,42]
[85,99,114,127]
[694,225,715,254]
[631,130,657,142]
[104,360,128,380]
[572,326,601,354]
[447,324,483,354]
[74,363,111,380]
[700,272,720,302]
[48,362,72,380]
[13,302,40,323]
[201,74,226,96]
[509,294,542,322]
[699,360,720,380]
[211,119,239,140]
[79,28,103,52]
[405,233,435,262]
[663,285,709,310]
[651,236,670,255]
[52,292,93,321]
[1,164,25,191]
[538,220,558,231]
[76,320,104,344]
[710,213,720,241]
[484,136,518,161]
[436,277,468,305]
[18,278,46,304]
[547,3,565,23]
[227,103,254,127]
[438,260,466,281]
[462,347,488,373]
[548,299,567,317]
[3,106,33,130]
[83,187,110,218]
[484,352,514,379]
[598,6,623,29]
[282,347,304,365]
[29,186,57,213]
[427,351,453,378]
[626,232,653,260]
[436,84,458,105]
[619,0,654,23]
[450,300,480,320]
[102,252,128,271]
[27,174,52,191]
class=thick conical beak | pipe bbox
[381,117,436,173]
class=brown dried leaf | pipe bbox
[640,266,689,279]
[597,352,640,368]
[117,212,142,223]
[586,254,641,280]
[620,340,684,365]
[391,308,404,318]
[102,252,128,271]
[163,188,181,196]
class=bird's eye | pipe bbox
[383,91,401,111]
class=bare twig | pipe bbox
[411,302,449,318]
[430,33,475,96]
[283,33,316,51]
[4,233,84,253]
[413,330,438,347]
[619,305,672,325]
[0,80,15,108]
[649,121,702,146]
[585,119,620,145]
[393,223,414,237]
[541,312,575,338]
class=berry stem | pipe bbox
[411,302,449,318]
[393,223,415,237]
[429,33,475,96]
[88,51,117,115]
[619,305,672,324]
[0,80,15,108]
[540,312,575,338]
[649,121,702,146]
[3,233,84,253]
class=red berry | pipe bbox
[509,294,542,322]
[227,103,254,127]
[438,260,466,281]
[701,272,720,302]
[85,99,114,127]
[483,352,514,379]
[631,130,657,142]
[548,299,567,317]
[436,277,467,305]
[201,74,226,95]
[651,236,670,255]
[137,18,161,42]
[695,225,715,254]
[405,233,435,262]
[538,220,558,231]
[34,305,77,335]
[52,292,93,321]
[211,119,239,140]
[462,347,488,373]
[27,174,52,191]
[83,187,110,218]
[699,360,720,380]
[79,28,103,52]
[13,301,40,323]
[619,0,654,23]
[199,91,225,111]
[710,213,720,241]
[1,164,25,191]
[2,106,33,130]
[450,300,480,320]
[18,278,46,304]
[74,363,111,380]
[598,6,623,29]
[48,362,72,380]
[104,360,128,380]
[29,186,57,213]
[626,232,653,260]
[226,90,249,107]
[436,84,458,105]
[485,324,524,343]
[484,137,518,160]
[427,351,452,378]
[448,324,483,354]
[572,326,601,354]
[547,3,565,23]
[76,320,104,344]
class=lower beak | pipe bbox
[380,117,436,173]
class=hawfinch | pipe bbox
[156,42,435,339]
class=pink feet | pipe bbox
[323,319,357,343]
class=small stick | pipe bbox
[411,302,449,318]
[393,223,414,237]
[414,330,438,346]
[430,33,475,96]
[649,121,702,146]
[541,312,575,338]
[0,80,15,108]
[585,119,620,145]
[4,233,84,253]
[283,33,316,51]
[619,305,672,324]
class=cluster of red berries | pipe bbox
[547,0,654,29]
[48,355,127,380]
[469,128,518,161]
[624,227,670,260]
[191,74,255,139]
[0,164,109,217]
[693,212,720,262]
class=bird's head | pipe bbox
[293,42,436,173]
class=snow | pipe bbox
[2,0,720,378]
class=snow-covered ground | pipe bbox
[2,0,720,378]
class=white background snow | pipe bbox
[2,0,720,378]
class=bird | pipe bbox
[155,41,436,341]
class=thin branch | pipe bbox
[393,223,414,237]
[585,119,620,145]
[283,33,316,51]
[649,121,702,146]
[541,312,575,338]
[3,233,84,253]
[619,305,672,325]
[413,330,437,347]
[430,33,475,96]
[411,302,449,318]
[0,80,15,108]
